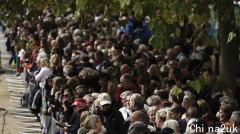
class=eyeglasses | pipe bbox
[63,94,69,97]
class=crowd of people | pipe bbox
[3,8,240,134]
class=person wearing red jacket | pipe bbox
[116,73,140,105]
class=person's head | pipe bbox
[155,110,172,128]
[120,91,133,107]
[230,111,240,128]
[137,44,148,53]
[120,73,133,90]
[50,54,61,68]
[83,115,102,132]
[202,112,218,127]
[162,119,180,133]
[71,98,88,113]
[197,99,211,114]
[146,95,160,107]
[122,48,132,58]
[149,64,161,77]
[167,48,175,60]
[169,60,178,69]
[169,105,183,121]
[80,111,91,127]
[63,46,72,56]
[75,85,87,98]
[94,51,104,62]
[173,45,182,56]
[186,106,199,120]
[219,104,234,123]
[40,57,50,68]
[128,121,150,134]
[98,72,110,86]
[63,89,74,102]
[157,90,169,102]
[212,84,223,97]
[219,96,238,109]
[168,68,180,81]
[45,75,54,89]
[120,64,132,75]
[148,106,159,124]
[63,65,73,77]
[83,94,95,108]
[182,91,196,109]
[52,77,65,90]
[80,54,90,63]
[135,58,147,69]
[98,93,112,112]
[129,93,144,110]
[130,111,147,125]
[113,44,123,57]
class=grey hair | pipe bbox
[231,111,240,126]
[130,93,144,109]
[74,36,83,44]
[139,44,147,52]
[220,96,238,108]
[73,29,81,36]
[63,65,73,75]
[146,95,160,106]
[184,91,196,103]
[148,106,159,114]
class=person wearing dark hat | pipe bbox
[98,72,111,93]
[63,46,72,61]
[60,98,88,134]
[96,93,127,134]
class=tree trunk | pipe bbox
[164,24,176,49]
[217,0,240,90]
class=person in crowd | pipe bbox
[155,110,172,132]
[218,104,234,128]
[229,111,240,134]
[234,73,240,108]
[147,106,159,128]
[82,115,104,134]
[209,84,224,115]
[75,85,88,98]
[197,99,211,114]
[116,73,139,104]
[146,95,161,108]
[169,105,184,121]
[128,93,150,125]
[174,45,187,60]
[119,91,133,120]
[128,121,150,134]
[60,98,88,134]
[95,51,110,74]
[35,57,53,87]
[50,53,63,77]
[156,90,172,110]
[162,119,180,133]
[96,93,127,134]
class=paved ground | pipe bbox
[0,32,41,134]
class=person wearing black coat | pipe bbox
[60,98,88,134]
[96,93,127,134]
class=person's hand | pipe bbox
[117,84,122,88]
[47,107,52,113]
[62,100,67,111]
[60,127,67,132]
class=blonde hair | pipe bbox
[150,64,161,78]
[156,110,172,122]
[148,106,159,114]
[51,40,57,49]
[83,115,101,130]
[80,111,91,127]
[50,54,62,68]
[162,119,179,133]
[91,93,99,100]
[83,94,95,104]
[79,68,98,79]
[40,57,50,68]
[197,99,211,114]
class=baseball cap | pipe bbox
[98,93,112,106]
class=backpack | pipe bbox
[21,92,29,107]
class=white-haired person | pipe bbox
[119,91,133,120]
[162,119,180,133]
